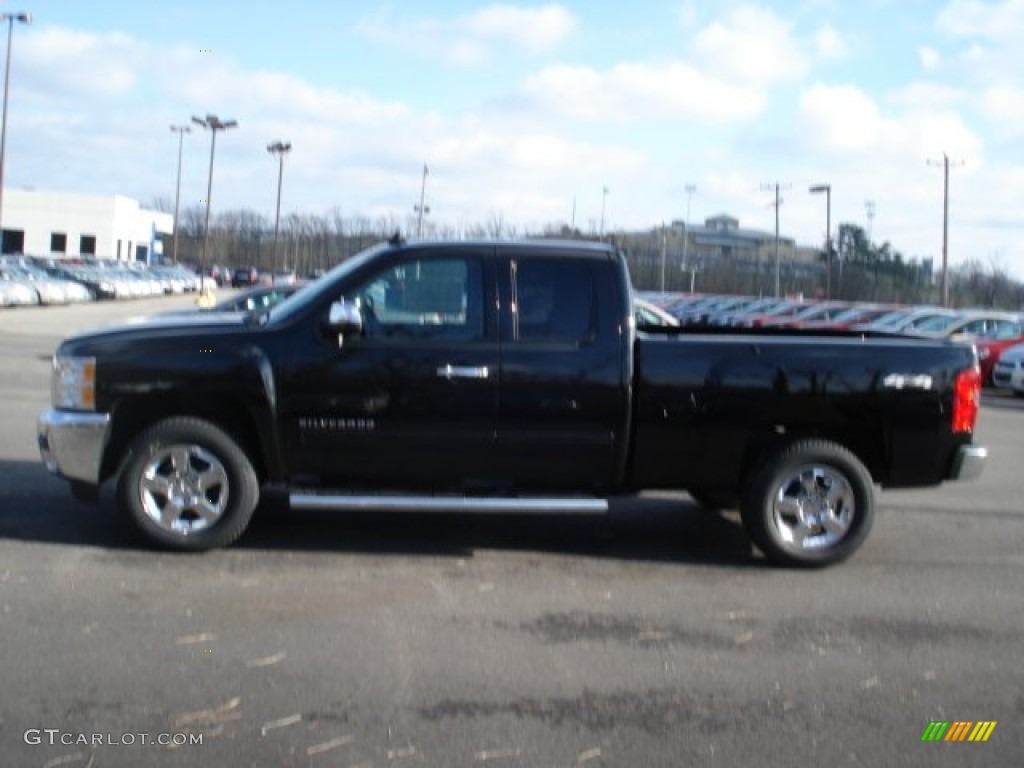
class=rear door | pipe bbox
[495,249,628,492]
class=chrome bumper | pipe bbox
[37,409,111,485]
[948,444,987,481]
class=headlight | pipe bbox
[52,356,96,410]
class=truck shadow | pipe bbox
[243,491,759,567]
[0,461,758,567]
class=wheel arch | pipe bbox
[735,425,880,494]
[101,394,268,484]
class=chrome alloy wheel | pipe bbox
[770,464,855,554]
[139,444,229,535]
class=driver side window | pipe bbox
[350,257,482,342]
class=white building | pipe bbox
[1,189,173,262]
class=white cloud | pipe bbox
[936,0,1024,40]
[520,61,765,122]
[814,24,848,60]
[357,4,576,67]
[800,85,883,152]
[799,83,984,161]
[692,5,808,85]
[466,4,576,49]
[22,27,142,97]
[978,84,1024,130]
[919,46,941,71]
[889,82,964,109]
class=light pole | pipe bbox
[0,11,31,249]
[414,163,429,237]
[681,184,696,289]
[192,114,237,293]
[169,125,191,264]
[599,186,609,239]
[267,140,291,271]
[809,184,831,299]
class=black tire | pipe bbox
[688,488,739,512]
[117,417,259,551]
[740,439,874,568]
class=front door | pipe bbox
[281,248,500,489]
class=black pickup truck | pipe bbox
[38,239,986,567]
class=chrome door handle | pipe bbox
[437,365,490,380]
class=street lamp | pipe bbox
[809,184,832,299]
[169,125,191,264]
[267,140,291,271]
[192,114,237,293]
[0,11,31,248]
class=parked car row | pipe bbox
[637,290,1024,389]
[0,259,94,306]
[0,257,206,306]
[190,263,300,289]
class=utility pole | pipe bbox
[599,186,609,239]
[762,182,789,297]
[414,163,430,237]
[927,154,963,307]
[659,222,667,292]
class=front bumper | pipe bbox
[948,444,987,481]
[37,409,111,485]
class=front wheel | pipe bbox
[117,417,259,551]
[741,440,874,568]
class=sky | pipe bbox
[4,0,1024,275]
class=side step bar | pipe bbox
[290,493,609,515]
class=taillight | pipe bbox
[952,366,981,433]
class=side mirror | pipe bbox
[327,298,364,336]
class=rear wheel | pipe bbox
[117,417,259,551]
[741,440,874,568]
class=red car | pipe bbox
[975,335,1024,385]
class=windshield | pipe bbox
[266,243,386,324]
[867,309,911,328]
[915,314,960,333]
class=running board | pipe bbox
[289,493,609,515]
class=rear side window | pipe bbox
[513,259,594,344]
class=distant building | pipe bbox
[1,189,172,262]
[670,214,817,264]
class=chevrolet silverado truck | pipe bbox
[38,238,987,567]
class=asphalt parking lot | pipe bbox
[1,295,1022,767]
